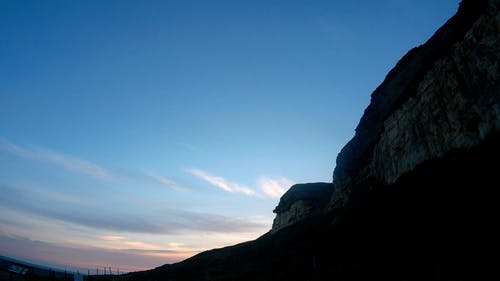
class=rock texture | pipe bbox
[329,0,500,210]
[271,183,333,232]
[120,1,500,280]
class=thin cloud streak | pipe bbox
[258,177,295,198]
[98,235,161,250]
[99,235,125,242]
[1,184,267,235]
[0,139,114,180]
[144,170,186,191]
[7,185,91,205]
[185,168,256,196]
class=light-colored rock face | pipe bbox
[271,183,333,232]
[329,0,500,210]
[372,8,500,185]
[272,200,314,231]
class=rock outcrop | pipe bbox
[121,1,500,280]
[271,183,333,232]
[329,0,500,210]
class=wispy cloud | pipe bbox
[185,168,294,198]
[258,176,295,198]
[0,183,266,235]
[144,170,186,191]
[11,185,91,205]
[98,236,160,250]
[185,168,256,196]
[99,235,125,242]
[0,139,114,180]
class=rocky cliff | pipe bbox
[272,183,333,232]
[120,0,500,280]
[271,0,500,231]
[328,0,500,211]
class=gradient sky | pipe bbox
[1,0,459,273]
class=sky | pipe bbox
[1,0,460,273]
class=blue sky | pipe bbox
[1,0,459,272]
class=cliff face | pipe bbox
[122,1,500,280]
[328,0,500,210]
[272,183,333,232]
